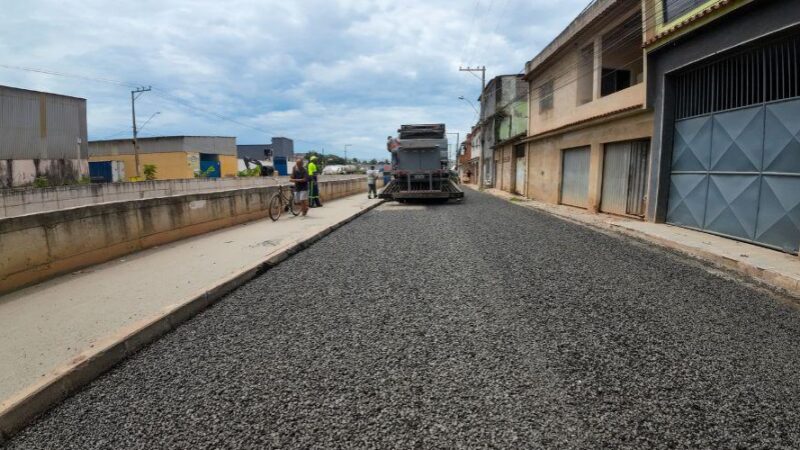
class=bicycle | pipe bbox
[268,184,300,221]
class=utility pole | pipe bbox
[344,144,352,162]
[447,132,460,168]
[131,86,152,178]
[459,66,486,91]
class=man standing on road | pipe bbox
[366,165,379,199]
[308,155,323,208]
[290,157,310,216]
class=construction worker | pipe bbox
[308,155,323,208]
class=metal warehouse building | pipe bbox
[0,85,89,188]
[89,136,237,180]
[237,137,294,161]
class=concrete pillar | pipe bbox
[586,142,604,213]
[593,37,603,100]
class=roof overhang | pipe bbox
[523,0,620,81]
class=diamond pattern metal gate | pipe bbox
[667,95,800,254]
[667,33,800,254]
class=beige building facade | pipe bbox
[522,0,653,217]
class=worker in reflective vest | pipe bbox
[308,156,323,208]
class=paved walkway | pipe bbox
[472,185,800,297]
[0,194,380,407]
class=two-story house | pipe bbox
[476,74,528,190]
[522,0,653,217]
[490,76,529,195]
[643,0,800,254]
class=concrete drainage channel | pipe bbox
[0,199,385,442]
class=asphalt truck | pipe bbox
[379,123,464,202]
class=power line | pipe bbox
[0,62,337,150]
[459,0,482,64]
[461,0,650,119]
[466,0,495,67]
[480,10,649,118]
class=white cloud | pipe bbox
[0,0,588,159]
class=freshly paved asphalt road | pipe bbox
[7,190,800,449]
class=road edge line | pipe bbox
[0,199,384,442]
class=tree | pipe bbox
[304,151,347,166]
[369,158,378,165]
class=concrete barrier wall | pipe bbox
[0,177,372,294]
[0,175,366,218]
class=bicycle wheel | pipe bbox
[288,192,300,216]
[268,194,283,221]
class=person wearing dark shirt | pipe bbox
[290,157,310,216]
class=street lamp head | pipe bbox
[458,96,465,100]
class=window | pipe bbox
[538,80,554,112]
[514,143,526,158]
[663,0,708,23]
[600,12,643,97]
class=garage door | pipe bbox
[666,33,800,253]
[601,140,649,217]
[561,147,590,208]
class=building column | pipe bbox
[587,142,604,213]
[593,37,603,100]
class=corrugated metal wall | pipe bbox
[0,86,87,159]
[561,146,590,208]
[184,137,236,155]
[90,136,236,156]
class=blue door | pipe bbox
[274,157,288,176]
[199,160,221,178]
[89,161,112,183]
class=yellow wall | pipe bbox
[219,155,238,177]
[643,0,754,49]
[90,152,195,180]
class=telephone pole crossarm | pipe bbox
[459,65,486,91]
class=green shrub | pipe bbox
[143,164,158,181]
[237,167,261,177]
[33,177,49,188]
[195,166,216,178]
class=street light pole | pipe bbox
[131,86,152,178]
[458,96,480,118]
[344,144,352,162]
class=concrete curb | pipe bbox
[0,199,385,442]
[467,185,800,299]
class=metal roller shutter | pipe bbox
[561,147,591,208]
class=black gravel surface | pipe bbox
[6,191,800,449]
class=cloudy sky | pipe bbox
[0,0,587,160]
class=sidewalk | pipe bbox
[471,186,800,298]
[0,194,381,435]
